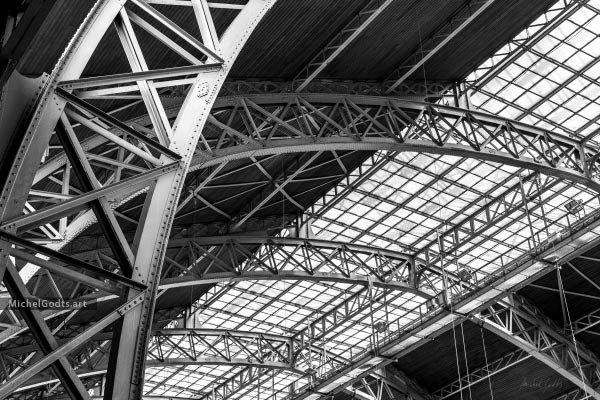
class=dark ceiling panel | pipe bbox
[320,0,466,80]
[229,0,367,79]
[229,0,557,82]
[396,320,518,392]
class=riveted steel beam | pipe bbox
[283,205,600,399]
[0,0,278,398]
[476,295,600,399]
[103,2,279,399]
[27,94,600,267]
[157,236,428,297]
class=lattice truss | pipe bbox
[2,0,600,399]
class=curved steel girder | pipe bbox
[104,3,279,399]
[0,0,137,398]
[160,272,428,296]
[7,329,307,396]
[210,93,582,150]
[146,358,300,373]
[72,236,413,262]
[160,235,435,299]
[32,93,600,192]
[153,328,291,341]
[0,0,279,398]
[175,236,412,261]
[22,94,600,266]
[191,93,599,190]
[191,137,600,192]
[146,327,308,379]
[59,235,426,296]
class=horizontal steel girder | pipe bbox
[22,93,600,265]
[67,235,429,296]
[477,295,600,399]
[218,79,453,98]
[32,93,600,209]
[188,94,600,190]
[282,206,600,399]
[158,236,433,298]
[5,328,344,396]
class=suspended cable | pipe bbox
[418,24,428,100]
[480,327,495,400]
[557,263,591,397]
[454,240,473,400]
[433,158,464,400]
[282,155,285,231]
[444,240,464,400]
[459,322,474,400]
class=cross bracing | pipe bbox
[2,0,600,399]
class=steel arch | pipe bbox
[190,94,600,191]
[0,0,278,398]
[158,236,432,298]
[12,93,600,270]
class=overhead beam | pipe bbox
[1,161,179,234]
[476,295,600,399]
[188,137,600,192]
[293,0,395,92]
[432,348,531,399]
[55,88,181,160]
[160,272,423,294]
[29,93,600,260]
[0,230,144,290]
[158,236,427,296]
[34,93,600,211]
[191,94,599,189]
[220,79,452,98]
[4,328,326,397]
[58,63,221,90]
[385,0,497,93]
[283,205,600,399]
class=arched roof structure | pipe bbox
[1,0,600,399]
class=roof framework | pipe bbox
[1,0,600,399]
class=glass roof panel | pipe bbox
[145,0,600,397]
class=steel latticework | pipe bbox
[2,0,600,400]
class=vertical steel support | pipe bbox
[0,0,277,397]
[0,0,124,278]
[103,2,277,398]
[2,262,90,400]
[0,3,125,396]
[55,117,134,276]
